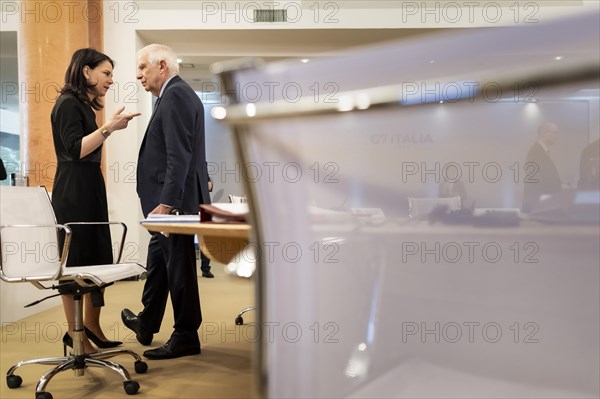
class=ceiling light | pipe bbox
[210,107,227,120]
[177,58,183,63]
[245,103,256,117]
[554,56,563,61]
[337,95,354,112]
[356,93,370,110]
[301,58,310,64]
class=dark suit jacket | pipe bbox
[0,158,6,181]
[522,141,562,212]
[137,76,210,217]
[578,139,600,190]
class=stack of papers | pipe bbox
[142,214,201,223]
[200,203,249,223]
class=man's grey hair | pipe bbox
[138,44,179,76]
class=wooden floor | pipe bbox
[0,264,257,399]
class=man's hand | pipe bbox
[149,204,172,215]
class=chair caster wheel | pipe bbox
[134,360,148,374]
[235,316,244,325]
[36,392,53,399]
[124,380,140,395]
[6,374,22,388]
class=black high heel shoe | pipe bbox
[62,332,73,356]
[62,331,103,355]
[84,327,122,348]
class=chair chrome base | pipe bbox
[5,293,148,399]
[235,306,255,325]
[6,349,147,398]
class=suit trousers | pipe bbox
[200,251,211,272]
[139,233,202,336]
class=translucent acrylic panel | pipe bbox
[240,81,599,398]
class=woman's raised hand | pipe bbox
[106,106,141,133]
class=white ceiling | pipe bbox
[0,28,443,112]
[136,28,444,87]
[3,23,597,114]
[133,0,576,11]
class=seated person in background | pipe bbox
[578,139,600,190]
[439,179,468,208]
[522,122,562,212]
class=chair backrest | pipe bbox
[0,186,63,281]
[407,196,462,219]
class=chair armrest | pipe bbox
[0,223,72,283]
[64,221,128,263]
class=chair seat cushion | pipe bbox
[61,263,146,286]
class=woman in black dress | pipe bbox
[51,48,140,353]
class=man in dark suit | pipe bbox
[522,122,562,212]
[0,158,7,181]
[578,139,600,190]
[121,44,210,360]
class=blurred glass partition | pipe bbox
[216,12,599,399]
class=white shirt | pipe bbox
[158,75,177,99]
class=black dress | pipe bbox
[50,93,113,270]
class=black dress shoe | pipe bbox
[84,327,122,348]
[201,271,214,278]
[143,338,201,360]
[121,308,153,346]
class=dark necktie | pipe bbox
[153,96,161,113]
[147,97,161,126]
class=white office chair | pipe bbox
[0,186,148,399]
